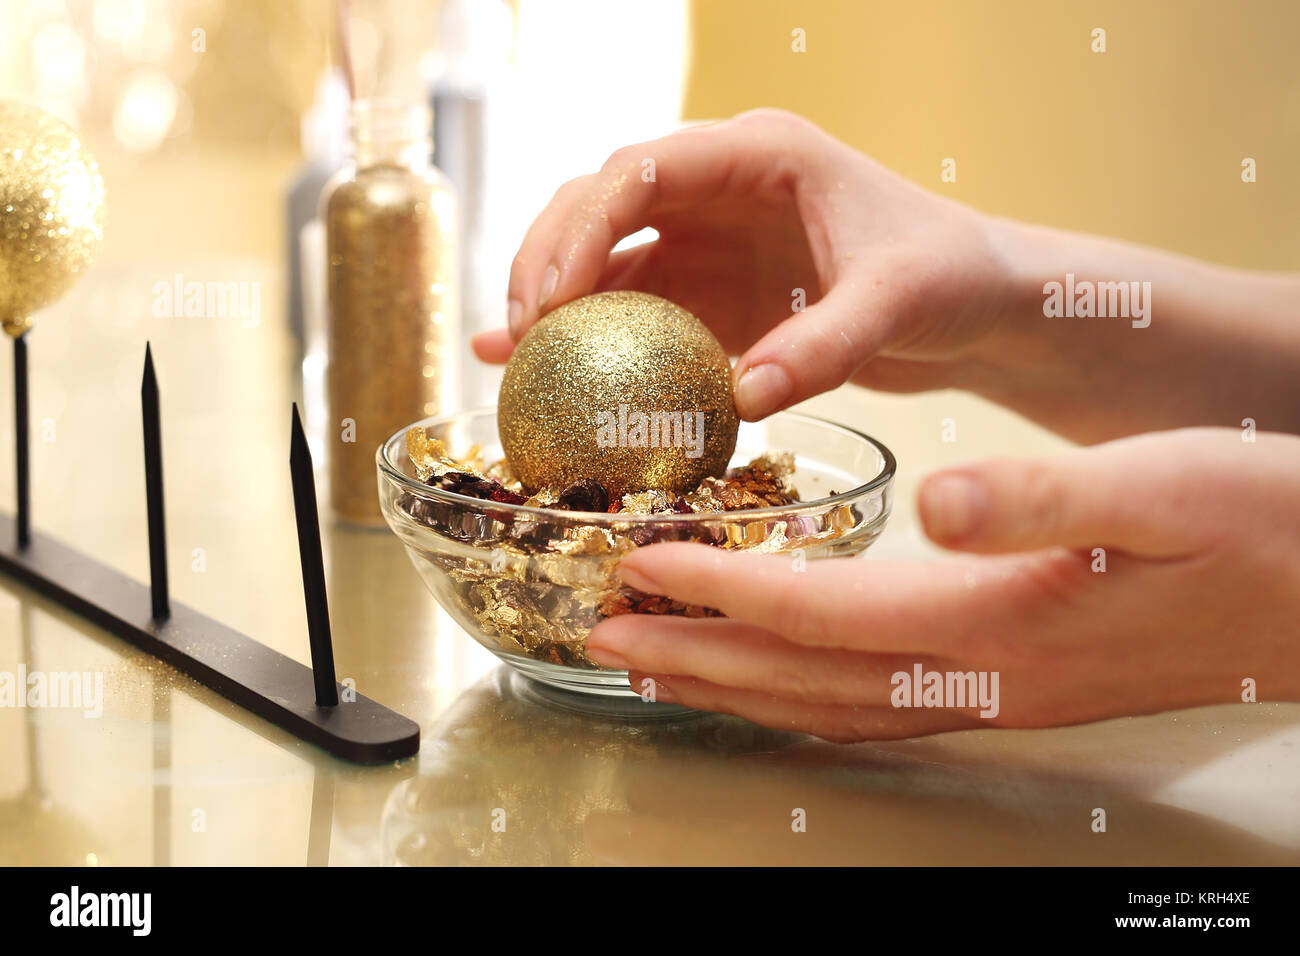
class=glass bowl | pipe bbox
[377,407,896,699]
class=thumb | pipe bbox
[471,329,514,364]
[917,441,1208,558]
[733,281,899,420]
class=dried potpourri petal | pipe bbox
[705,464,799,510]
[538,643,585,667]
[598,587,722,620]
[399,438,851,670]
[412,540,602,664]
[555,478,611,513]
[430,470,528,504]
[548,562,621,594]
[398,492,490,543]
[739,451,796,481]
[412,499,496,543]
[398,467,527,545]
[619,490,676,514]
[485,456,523,492]
[504,509,565,551]
[721,517,788,549]
[617,490,724,544]
[550,525,631,557]
[619,523,690,547]
[787,501,855,544]
[621,525,657,547]
[681,484,722,513]
[829,501,857,532]
[467,576,581,654]
[747,521,791,553]
[521,487,560,508]
[406,426,488,481]
[397,492,432,526]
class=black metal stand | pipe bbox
[0,341,419,764]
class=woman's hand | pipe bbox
[478,109,1300,440]
[585,428,1300,740]
[474,108,1013,421]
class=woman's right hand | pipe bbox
[473,108,1016,421]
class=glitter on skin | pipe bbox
[567,170,631,263]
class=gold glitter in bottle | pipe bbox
[323,100,457,525]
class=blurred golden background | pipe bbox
[3,0,1295,264]
[687,0,1300,270]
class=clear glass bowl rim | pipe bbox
[376,405,897,525]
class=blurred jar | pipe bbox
[323,100,458,526]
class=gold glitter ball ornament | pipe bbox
[0,101,105,337]
[499,291,739,496]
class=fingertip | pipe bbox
[627,671,679,705]
[734,362,794,421]
[619,541,721,593]
[617,546,667,593]
[471,329,515,364]
[917,472,990,547]
[587,612,637,644]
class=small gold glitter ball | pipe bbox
[0,100,105,337]
[499,291,739,496]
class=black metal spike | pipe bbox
[14,334,29,549]
[142,343,170,620]
[290,403,339,707]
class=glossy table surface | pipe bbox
[2,181,1298,866]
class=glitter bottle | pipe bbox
[323,100,457,525]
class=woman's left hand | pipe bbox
[585,428,1300,741]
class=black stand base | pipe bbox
[0,513,419,764]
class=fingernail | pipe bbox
[735,364,793,420]
[507,299,523,337]
[920,474,988,542]
[646,679,677,704]
[585,640,630,670]
[618,561,660,594]
[537,265,559,308]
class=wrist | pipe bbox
[955,214,1068,388]
[979,214,1062,332]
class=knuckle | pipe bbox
[776,665,822,703]
[506,255,529,292]
[600,145,642,175]
[734,107,812,133]
[973,629,1035,671]
[544,175,591,215]
[804,320,859,385]
[1017,459,1066,537]
[732,108,826,160]
[556,174,590,201]
[773,593,835,646]
[548,180,572,206]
